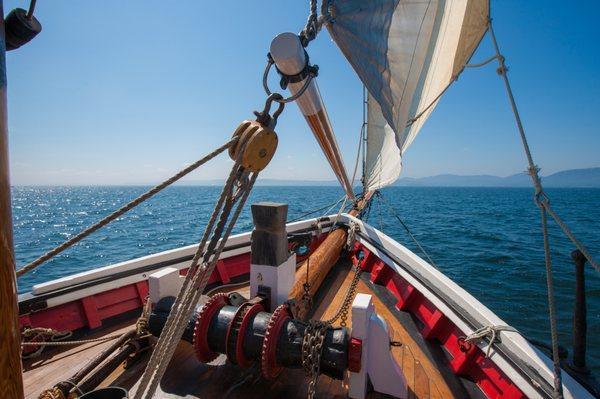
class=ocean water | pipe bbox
[12,186,600,376]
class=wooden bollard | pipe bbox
[249,202,295,311]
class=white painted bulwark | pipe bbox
[339,213,594,399]
[148,267,184,305]
[19,217,332,310]
[348,293,407,399]
[250,253,296,312]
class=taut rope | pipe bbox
[134,135,261,399]
[16,138,238,277]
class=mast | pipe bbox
[0,1,25,396]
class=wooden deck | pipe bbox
[24,263,465,398]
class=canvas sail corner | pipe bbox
[324,0,489,191]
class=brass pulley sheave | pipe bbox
[229,120,278,172]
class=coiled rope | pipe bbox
[16,137,238,277]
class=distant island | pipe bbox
[392,167,600,188]
[182,167,600,188]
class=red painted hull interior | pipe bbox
[19,234,326,337]
[349,242,525,399]
[19,232,526,398]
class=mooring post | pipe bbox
[249,202,295,311]
[570,249,588,372]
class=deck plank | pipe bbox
[403,345,416,399]
[414,360,431,399]
[312,264,457,398]
[23,263,459,398]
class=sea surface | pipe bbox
[12,186,600,376]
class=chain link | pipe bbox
[301,257,313,312]
[326,265,362,327]
[301,265,362,398]
[302,320,327,399]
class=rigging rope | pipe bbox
[487,21,598,272]
[540,206,563,397]
[361,85,368,187]
[16,138,238,277]
[377,191,438,269]
[134,138,259,399]
[465,22,600,396]
[465,54,500,69]
[331,100,366,225]
[299,0,320,47]
[405,77,457,128]
[21,332,123,347]
[486,19,567,398]
[287,195,345,223]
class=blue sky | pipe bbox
[5,1,600,185]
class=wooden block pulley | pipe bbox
[229,120,278,172]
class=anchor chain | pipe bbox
[302,320,328,399]
[301,264,362,398]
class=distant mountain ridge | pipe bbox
[180,167,600,188]
[393,167,600,187]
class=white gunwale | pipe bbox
[17,214,593,399]
[18,217,333,307]
[338,213,592,399]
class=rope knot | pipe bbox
[460,325,517,357]
[534,191,551,208]
[299,0,320,47]
[345,221,359,249]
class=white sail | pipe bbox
[325,0,489,190]
[364,94,402,190]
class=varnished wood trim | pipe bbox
[0,4,24,394]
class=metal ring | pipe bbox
[262,59,316,104]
